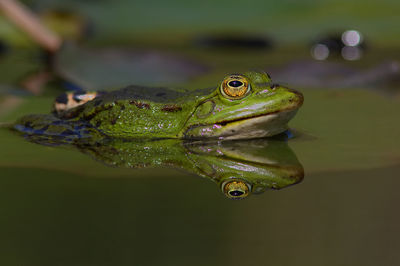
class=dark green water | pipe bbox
[0,164,399,266]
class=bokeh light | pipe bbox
[341,46,362,61]
[311,43,330,60]
[342,30,362,47]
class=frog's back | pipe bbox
[96,85,193,103]
[62,85,215,139]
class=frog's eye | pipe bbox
[222,180,251,199]
[220,75,250,99]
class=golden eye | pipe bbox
[222,180,250,199]
[220,75,250,99]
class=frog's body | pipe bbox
[14,72,303,141]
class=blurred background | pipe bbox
[1,0,400,265]
[1,0,399,91]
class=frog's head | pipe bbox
[183,71,303,139]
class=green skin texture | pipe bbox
[14,71,303,140]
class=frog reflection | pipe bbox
[18,133,303,199]
[184,139,304,199]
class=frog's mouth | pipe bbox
[215,108,292,127]
[184,108,299,140]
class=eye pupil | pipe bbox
[228,80,243,87]
[229,190,244,197]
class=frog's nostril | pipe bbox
[288,89,304,106]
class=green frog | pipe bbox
[14,71,303,140]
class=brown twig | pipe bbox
[0,0,62,52]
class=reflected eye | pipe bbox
[222,180,250,199]
[221,75,250,99]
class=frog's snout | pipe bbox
[286,88,304,109]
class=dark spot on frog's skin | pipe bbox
[110,117,117,125]
[61,129,74,136]
[93,99,102,107]
[82,105,113,121]
[55,93,68,104]
[95,121,101,127]
[51,120,63,125]
[109,147,119,155]
[73,124,85,132]
[271,83,279,89]
[24,121,32,128]
[156,92,166,97]
[129,100,150,109]
[162,105,182,112]
[40,125,49,131]
[33,129,43,134]
[114,101,127,110]
[56,103,88,119]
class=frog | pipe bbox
[13,71,303,141]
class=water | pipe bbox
[0,165,398,266]
[0,143,399,265]
[1,13,400,264]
